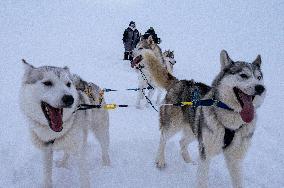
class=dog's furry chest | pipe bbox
[200,106,256,157]
[30,112,86,153]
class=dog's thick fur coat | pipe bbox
[133,39,176,107]
[20,61,110,188]
[142,50,266,188]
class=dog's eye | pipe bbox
[66,82,71,88]
[43,81,53,86]
[257,76,262,80]
[240,74,249,79]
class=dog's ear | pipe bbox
[252,55,261,68]
[220,50,233,69]
[22,59,35,72]
[21,59,41,84]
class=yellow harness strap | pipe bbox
[181,101,193,106]
[104,104,116,110]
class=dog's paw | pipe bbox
[55,160,69,169]
[182,155,197,165]
[155,159,166,169]
[102,155,111,166]
[43,182,53,188]
[145,103,150,108]
[181,151,192,163]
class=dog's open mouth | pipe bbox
[41,102,63,132]
[233,87,255,123]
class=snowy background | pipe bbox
[0,0,283,187]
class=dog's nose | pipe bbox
[255,85,265,95]
[62,95,74,107]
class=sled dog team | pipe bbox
[20,36,266,188]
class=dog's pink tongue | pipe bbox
[239,93,254,123]
[50,108,63,132]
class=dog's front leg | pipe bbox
[196,158,210,188]
[43,147,53,188]
[224,152,244,188]
[55,151,70,169]
[136,82,145,109]
[146,87,155,105]
[156,89,162,105]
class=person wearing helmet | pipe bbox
[122,21,140,60]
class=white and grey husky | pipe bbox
[132,38,176,107]
[20,60,110,188]
[140,50,266,188]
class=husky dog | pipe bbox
[140,50,266,188]
[20,60,110,188]
[154,50,177,105]
[134,36,165,64]
[132,38,176,107]
[163,50,176,74]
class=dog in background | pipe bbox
[132,38,177,107]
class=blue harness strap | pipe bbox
[192,87,233,111]
[197,99,233,111]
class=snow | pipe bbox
[0,0,284,187]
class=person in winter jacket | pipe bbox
[143,27,161,44]
[122,21,140,60]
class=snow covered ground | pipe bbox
[0,1,283,187]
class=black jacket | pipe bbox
[123,27,140,51]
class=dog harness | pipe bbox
[223,124,245,149]
[194,99,233,111]
[83,85,104,105]
[223,128,235,149]
[192,88,237,149]
[44,139,55,146]
[191,88,233,111]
